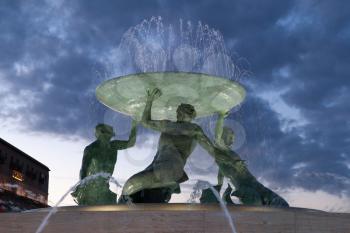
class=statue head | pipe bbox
[222,126,235,146]
[95,123,115,141]
[176,103,196,122]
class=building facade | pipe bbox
[0,138,49,211]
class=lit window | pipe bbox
[12,170,24,182]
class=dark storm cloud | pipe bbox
[267,1,350,195]
[0,0,349,197]
[233,94,350,196]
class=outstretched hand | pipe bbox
[218,111,230,118]
[146,88,162,101]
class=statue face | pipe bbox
[222,127,235,146]
[95,124,115,141]
[176,109,189,122]
[176,104,196,122]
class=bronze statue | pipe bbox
[92,72,288,206]
[120,88,234,201]
[210,112,289,207]
[72,121,137,205]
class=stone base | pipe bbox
[1,204,349,233]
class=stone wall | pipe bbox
[0,204,349,233]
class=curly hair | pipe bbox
[95,123,114,135]
[177,103,196,118]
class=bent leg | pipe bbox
[122,170,178,196]
[122,170,156,196]
[218,159,289,207]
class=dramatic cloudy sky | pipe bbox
[1,0,349,211]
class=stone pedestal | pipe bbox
[1,204,349,233]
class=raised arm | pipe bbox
[141,88,167,132]
[112,119,138,150]
[141,88,190,135]
[195,125,218,157]
[215,111,228,147]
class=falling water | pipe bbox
[96,16,249,139]
[88,17,246,232]
[35,172,122,233]
[102,16,248,82]
[189,180,238,233]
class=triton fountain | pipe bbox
[0,17,349,233]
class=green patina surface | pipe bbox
[96,72,245,121]
[90,73,289,207]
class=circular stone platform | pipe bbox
[2,204,350,233]
[96,72,246,120]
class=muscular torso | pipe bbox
[157,132,197,162]
[83,141,118,178]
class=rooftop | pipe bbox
[0,137,50,171]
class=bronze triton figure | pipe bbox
[72,121,137,205]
